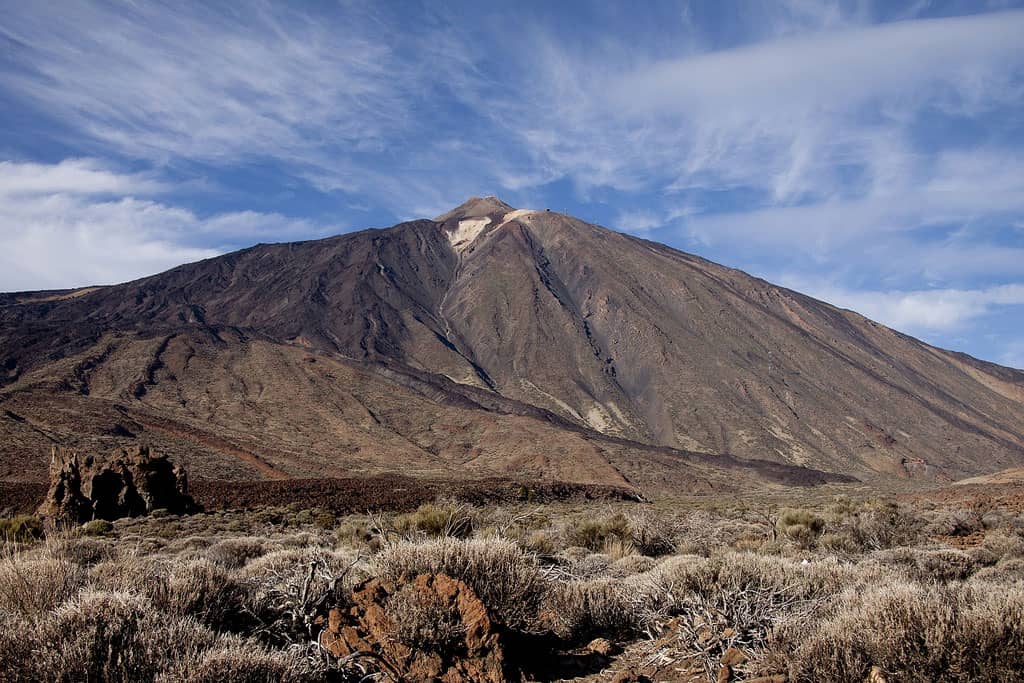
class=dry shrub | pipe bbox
[548,577,650,641]
[521,529,557,555]
[375,538,546,631]
[81,519,114,536]
[611,554,657,577]
[732,535,769,553]
[776,509,825,549]
[164,536,215,554]
[0,515,44,543]
[483,506,552,536]
[843,502,923,551]
[206,537,269,569]
[236,547,365,646]
[48,536,117,566]
[117,533,167,555]
[673,510,730,556]
[274,532,320,549]
[626,507,679,556]
[913,549,979,582]
[870,547,979,582]
[334,517,376,549]
[643,553,882,663]
[166,558,248,631]
[565,513,630,551]
[385,581,467,650]
[305,508,337,530]
[0,612,36,683]
[30,590,217,682]
[392,502,474,539]
[982,530,1024,560]
[90,554,172,602]
[158,636,318,683]
[235,546,362,586]
[559,545,591,563]
[925,508,984,537]
[94,554,251,632]
[965,545,999,568]
[818,532,859,555]
[0,554,86,617]
[776,581,1024,682]
[655,552,867,606]
[971,557,1024,584]
[565,553,614,579]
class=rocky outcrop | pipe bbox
[321,573,507,683]
[37,445,196,524]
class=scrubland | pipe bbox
[1,491,1023,682]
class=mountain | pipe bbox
[2,196,1023,494]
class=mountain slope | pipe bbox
[2,197,1023,489]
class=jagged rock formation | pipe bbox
[37,445,196,523]
[2,197,1024,492]
[321,573,507,683]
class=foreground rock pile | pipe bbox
[37,444,196,524]
[321,573,507,682]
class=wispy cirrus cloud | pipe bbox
[497,9,1024,202]
[666,147,1024,288]
[0,1,1021,365]
[0,3,404,165]
[0,1,517,215]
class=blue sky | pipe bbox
[1,1,1022,367]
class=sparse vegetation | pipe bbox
[0,491,1022,681]
[0,515,44,543]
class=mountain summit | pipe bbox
[2,199,1023,492]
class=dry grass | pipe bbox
[773,581,1024,682]
[0,552,86,617]
[375,537,546,631]
[0,494,1021,681]
[385,581,468,650]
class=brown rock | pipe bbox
[717,647,749,683]
[37,445,196,524]
[744,676,787,683]
[586,637,616,657]
[720,646,748,668]
[320,573,506,683]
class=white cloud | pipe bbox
[607,12,1023,118]
[673,147,1024,281]
[0,3,429,194]
[0,158,166,196]
[780,279,1024,333]
[0,159,330,291]
[2,2,1020,223]
[493,9,1024,206]
[0,2,537,217]
[616,210,663,234]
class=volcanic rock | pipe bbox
[37,444,196,524]
[321,573,506,683]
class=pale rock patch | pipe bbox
[448,218,491,253]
